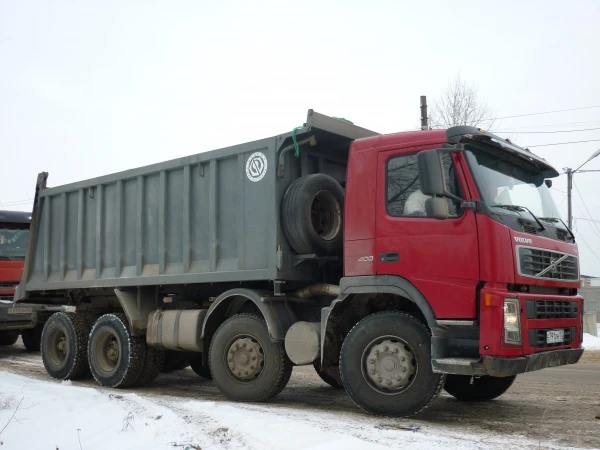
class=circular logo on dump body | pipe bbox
[246,152,268,182]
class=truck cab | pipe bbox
[341,126,582,375]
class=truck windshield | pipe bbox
[0,227,29,260]
[464,145,562,221]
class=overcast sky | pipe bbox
[1,1,599,275]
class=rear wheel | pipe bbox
[21,324,43,351]
[88,314,145,388]
[134,346,166,387]
[444,375,516,401]
[161,352,190,372]
[209,314,292,402]
[0,331,19,346]
[41,312,91,380]
[189,357,213,380]
[313,361,343,388]
[340,312,445,417]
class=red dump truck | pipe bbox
[0,210,65,349]
[14,110,582,416]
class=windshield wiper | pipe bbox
[491,204,546,231]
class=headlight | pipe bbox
[504,298,522,344]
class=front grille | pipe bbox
[0,296,13,301]
[529,327,574,348]
[525,300,578,319]
[517,247,579,281]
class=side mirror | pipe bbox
[425,197,449,220]
[417,150,446,196]
[544,179,552,188]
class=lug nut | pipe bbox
[393,348,399,353]
[374,350,380,356]
[401,367,407,373]
[252,356,257,361]
[250,365,255,370]
[243,342,247,348]
[369,358,375,364]
[244,370,249,375]
[400,356,406,361]
[377,377,382,383]
[370,370,376,375]
[249,348,253,352]
[387,380,392,386]
[384,346,389,352]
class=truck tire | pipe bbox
[189,357,213,380]
[281,174,344,255]
[21,324,43,351]
[41,312,91,380]
[161,351,190,372]
[313,361,343,388]
[209,314,293,402]
[444,375,516,402]
[340,311,445,417]
[0,331,19,346]
[87,313,146,388]
[134,346,166,387]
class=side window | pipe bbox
[386,153,463,217]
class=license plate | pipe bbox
[546,329,564,344]
[7,307,32,315]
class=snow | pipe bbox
[582,324,600,350]
[0,371,584,450]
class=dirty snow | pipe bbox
[0,371,588,450]
[582,324,600,349]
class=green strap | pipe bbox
[292,126,303,157]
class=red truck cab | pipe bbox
[342,126,582,376]
[0,210,31,301]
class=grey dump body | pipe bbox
[15,110,378,302]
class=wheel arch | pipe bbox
[320,275,444,367]
[200,288,295,364]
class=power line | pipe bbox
[575,217,600,223]
[526,138,600,147]
[573,182,600,236]
[493,127,600,134]
[479,105,600,123]
[494,120,600,130]
[575,227,600,262]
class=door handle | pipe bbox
[380,252,399,263]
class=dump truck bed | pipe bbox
[16,110,378,301]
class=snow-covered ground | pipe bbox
[582,323,600,350]
[0,371,590,450]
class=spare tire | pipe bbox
[281,174,344,255]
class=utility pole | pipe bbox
[566,167,573,230]
[564,147,600,231]
[420,95,429,130]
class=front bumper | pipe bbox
[432,348,584,376]
[483,348,584,377]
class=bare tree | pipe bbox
[430,73,495,129]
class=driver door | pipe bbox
[375,148,480,319]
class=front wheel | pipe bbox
[444,375,516,401]
[340,312,445,417]
[0,331,19,346]
[21,324,43,351]
[209,314,292,402]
